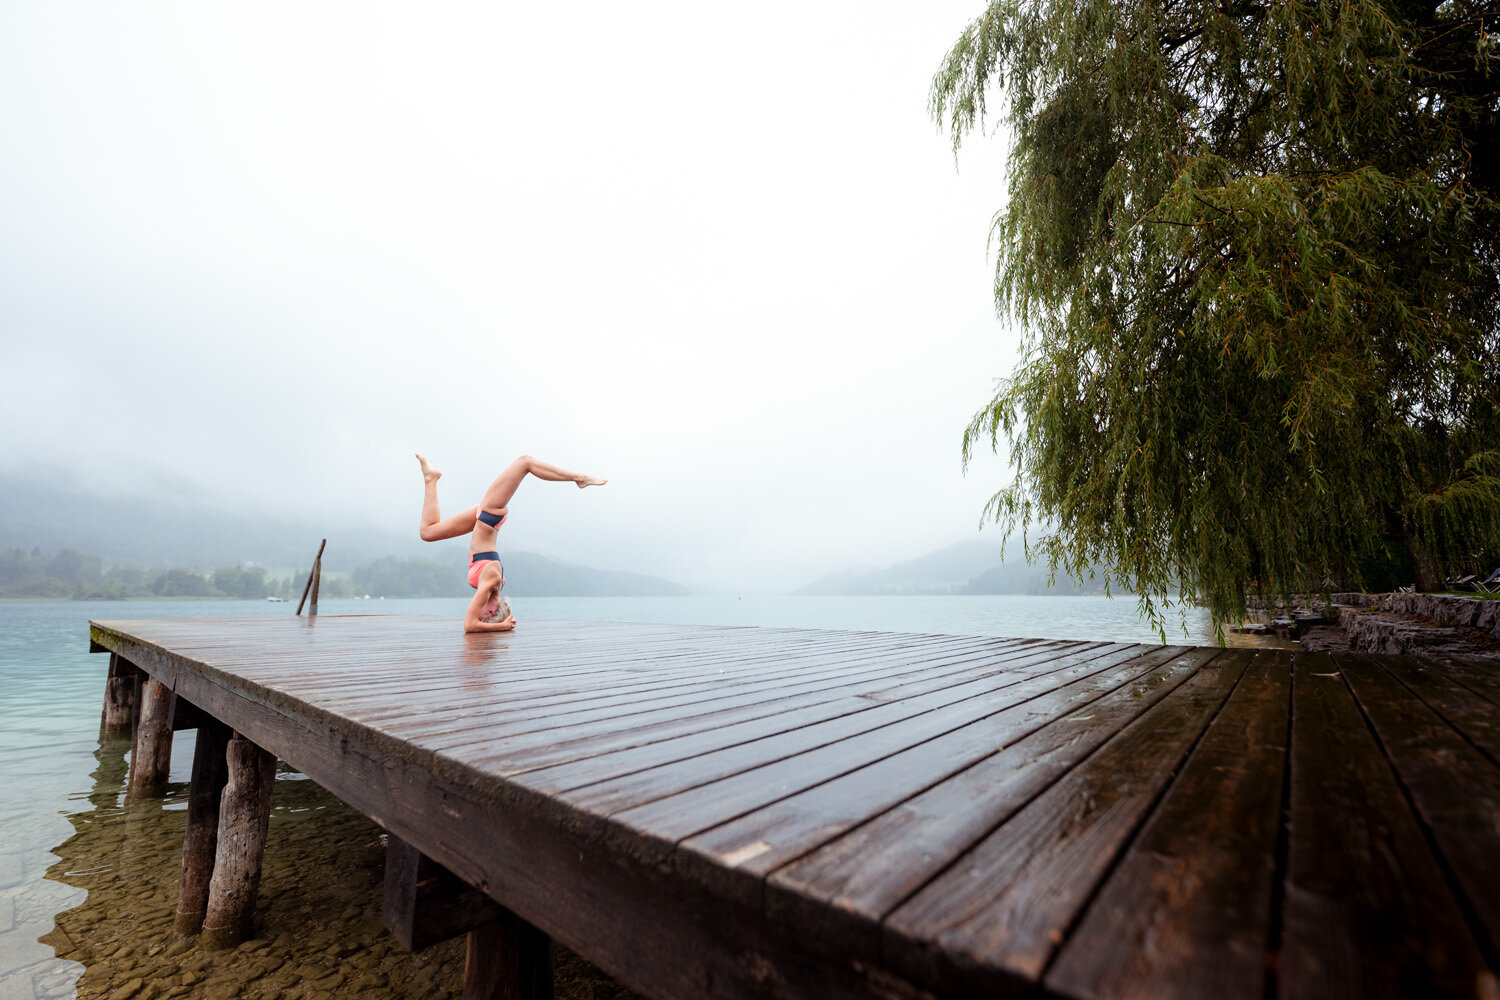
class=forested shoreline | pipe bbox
[0,547,688,600]
[1,546,352,600]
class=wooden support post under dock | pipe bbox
[384,833,553,999]
[175,717,232,936]
[201,733,277,949]
[99,652,142,740]
[464,912,553,1000]
[384,833,505,951]
[127,677,175,798]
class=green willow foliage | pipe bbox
[938,0,1500,632]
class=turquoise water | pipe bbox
[0,594,1222,996]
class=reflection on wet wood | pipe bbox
[86,614,1500,999]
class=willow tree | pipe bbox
[937,0,1500,630]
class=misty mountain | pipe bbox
[0,470,687,597]
[795,539,1107,596]
[490,552,687,597]
[0,470,378,569]
[795,540,1005,595]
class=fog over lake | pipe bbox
[0,1,1027,594]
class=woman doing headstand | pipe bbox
[415,453,607,633]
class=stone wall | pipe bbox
[1329,593,1500,657]
[1338,593,1500,634]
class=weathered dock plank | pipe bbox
[1337,652,1500,960]
[1045,650,1290,1000]
[880,650,1250,995]
[677,644,1195,894]
[86,615,1500,1000]
[1282,656,1488,1000]
[764,645,1216,964]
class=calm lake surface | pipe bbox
[0,594,1229,998]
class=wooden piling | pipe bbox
[463,912,553,1000]
[99,652,143,740]
[126,677,175,798]
[175,717,232,936]
[296,538,326,616]
[201,734,277,949]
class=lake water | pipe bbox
[0,594,1238,998]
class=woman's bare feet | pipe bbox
[416,453,442,482]
[576,475,607,488]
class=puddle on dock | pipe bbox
[16,739,642,1000]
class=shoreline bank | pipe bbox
[1238,592,1500,660]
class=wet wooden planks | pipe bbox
[87,615,1500,1000]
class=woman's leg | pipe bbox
[416,454,478,542]
[480,455,607,511]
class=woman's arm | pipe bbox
[466,615,516,633]
[464,588,517,633]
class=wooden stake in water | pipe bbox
[296,538,327,616]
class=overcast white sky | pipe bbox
[0,1,1021,592]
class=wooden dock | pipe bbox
[87,615,1500,1000]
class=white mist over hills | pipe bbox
[795,540,1109,596]
[0,469,687,596]
[0,468,1114,597]
[0,468,1105,597]
[0,0,1019,596]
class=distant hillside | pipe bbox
[498,552,687,597]
[795,541,1005,595]
[794,539,1108,596]
[349,553,687,598]
[0,470,689,597]
[0,470,385,569]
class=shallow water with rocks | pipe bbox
[0,599,652,1000]
[30,749,637,1000]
